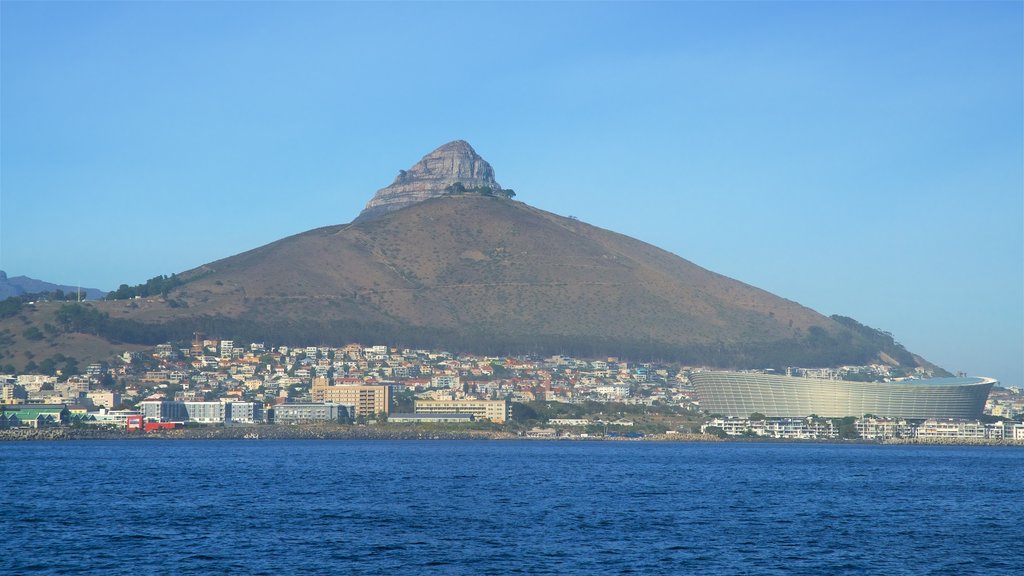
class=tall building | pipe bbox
[2,383,28,404]
[690,371,995,419]
[311,380,389,417]
[414,399,509,423]
[85,390,119,409]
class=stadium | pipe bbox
[689,371,996,419]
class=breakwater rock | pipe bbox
[0,427,725,442]
[882,437,1023,447]
[0,426,522,442]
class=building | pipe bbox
[916,419,987,439]
[311,380,389,417]
[227,402,265,424]
[701,417,836,439]
[2,383,27,404]
[86,390,120,409]
[138,400,263,424]
[855,417,916,440]
[0,412,22,428]
[272,403,353,425]
[0,404,69,427]
[690,372,995,419]
[430,375,460,389]
[550,418,591,427]
[220,340,234,360]
[88,409,143,428]
[139,400,188,422]
[414,399,509,423]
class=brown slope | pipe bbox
[160,194,860,363]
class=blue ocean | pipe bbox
[2,440,1020,575]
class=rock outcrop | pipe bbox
[355,140,502,221]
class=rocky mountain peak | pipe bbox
[355,140,502,221]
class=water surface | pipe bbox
[2,441,1019,575]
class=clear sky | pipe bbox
[2,2,1021,386]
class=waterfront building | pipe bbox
[88,409,143,428]
[916,419,989,439]
[139,400,188,422]
[855,417,916,440]
[272,403,353,425]
[227,402,264,424]
[0,404,70,427]
[690,371,995,419]
[138,400,263,424]
[0,412,22,428]
[979,420,1022,440]
[701,417,836,439]
[414,399,509,423]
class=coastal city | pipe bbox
[2,337,1021,442]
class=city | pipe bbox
[3,336,1021,442]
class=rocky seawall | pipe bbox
[0,426,518,442]
[2,427,1017,445]
[0,427,723,442]
[882,437,1023,446]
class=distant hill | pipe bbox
[0,141,941,372]
[0,271,107,301]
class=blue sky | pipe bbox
[2,2,1021,386]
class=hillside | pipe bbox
[0,141,939,371]
[0,194,928,371]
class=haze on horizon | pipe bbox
[1,2,1020,387]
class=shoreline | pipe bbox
[1,426,1021,446]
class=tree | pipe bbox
[0,298,24,319]
[510,402,539,423]
[62,357,79,377]
[38,358,58,375]
[833,416,859,439]
[703,426,728,439]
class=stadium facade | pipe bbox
[690,371,996,419]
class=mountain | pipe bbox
[155,193,917,367]
[356,140,503,222]
[0,271,107,301]
[1,141,935,371]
